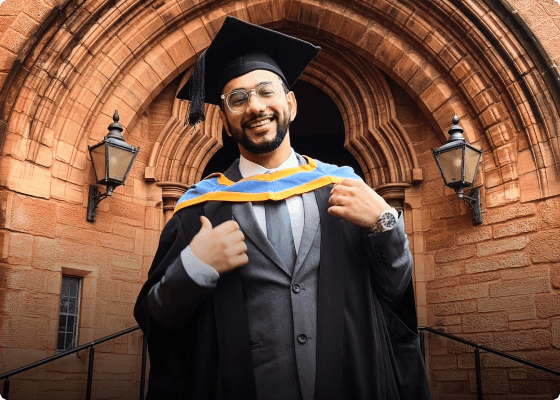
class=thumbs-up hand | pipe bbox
[190,216,249,274]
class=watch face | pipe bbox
[379,211,397,230]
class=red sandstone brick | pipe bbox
[510,380,551,394]
[476,236,528,257]
[494,330,550,351]
[434,302,477,316]
[435,262,464,279]
[493,218,537,238]
[508,308,536,321]
[435,245,475,264]
[457,353,475,369]
[459,271,501,286]
[463,312,508,333]
[509,319,549,330]
[537,197,560,230]
[99,231,134,252]
[489,276,550,297]
[434,315,461,327]
[456,226,492,246]
[448,333,493,354]
[478,294,534,313]
[55,225,98,245]
[535,293,560,318]
[531,229,560,262]
[469,369,508,394]
[501,265,549,280]
[432,369,468,381]
[473,90,498,114]
[427,283,488,304]
[4,231,33,265]
[508,368,528,379]
[465,252,529,274]
[485,181,519,208]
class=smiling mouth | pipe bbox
[245,117,274,129]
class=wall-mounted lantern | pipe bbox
[87,111,139,222]
[432,115,483,225]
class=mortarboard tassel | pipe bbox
[187,51,207,126]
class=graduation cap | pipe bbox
[177,16,321,125]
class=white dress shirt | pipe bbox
[181,149,304,287]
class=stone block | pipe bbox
[448,333,493,354]
[99,232,134,252]
[510,380,550,394]
[519,171,542,203]
[485,181,519,208]
[433,302,477,316]
[96,279,121,301]
[484,203,535,224]
[508,308,536,321]
[55,225,98,245]
[427,283,488,304]
[537,197,560,230]
[456,226,492,246]
[465,252,529,274]
[435,245,475,263]
[509,319,549,330]
[435,262,464,279]
[0,266,47,292]
[508,368,528,379]
[476,236,528,257]
[463,312,508,333]
[0,315,38,348]
[469,369,508,394]
[493,218,537,238]
[489,276,550,297]
[4,231,33,265]
[459,271,500,285]
[482,352,524,368]
[535,293,560,318]
[478,294,534,313]
[501,264,549,280]
[434,315,461,327]
[432,369,469,381]
[530,229,560,262]
[430,354,458,370]
[494,330,550,351]
[11,194,57,237]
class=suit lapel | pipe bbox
[231,202,290,276]
[314,185,346,400]
[205,200,256,400]
[293,191,320,276]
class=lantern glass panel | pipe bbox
[106,144,135,182]
[464,147,482,184]
[436,147,464,185]
[90,144,106,182]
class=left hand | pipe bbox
[328,179,392,228]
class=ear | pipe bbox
[287,91,297,122]
[219,109,232,137]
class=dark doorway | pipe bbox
[202,80,364,179]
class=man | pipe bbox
[134,16,431,400]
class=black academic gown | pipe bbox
[133,159,432,400]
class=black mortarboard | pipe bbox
[177,16,321,125]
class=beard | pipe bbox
[226,109,291,155]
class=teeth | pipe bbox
[248,118,272,128]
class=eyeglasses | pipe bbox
[221,81,284,114]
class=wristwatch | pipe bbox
[366,208,398,233]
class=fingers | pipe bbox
[199,215,213,231]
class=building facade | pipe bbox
[0,0,560,398]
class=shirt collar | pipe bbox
[239,149,298,178]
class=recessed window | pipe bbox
[57,276,81,352]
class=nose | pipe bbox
[246,91,266,114]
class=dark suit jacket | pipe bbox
[133,158,432,400]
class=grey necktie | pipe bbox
[265,200,297,274]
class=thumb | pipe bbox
[199,215,212,232]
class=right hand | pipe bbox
[190,216,248,274]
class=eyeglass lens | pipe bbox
[226,83,281,113]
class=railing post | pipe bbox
[3,377,9,399]
[140,334,148,400]
[475,347,483,400]
[419,329,426,364]
[86,346,95,400]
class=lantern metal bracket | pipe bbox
[86,185,115,222]
[456,187,483,225]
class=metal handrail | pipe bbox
[0,325,146,400]
[418,326,560,400]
